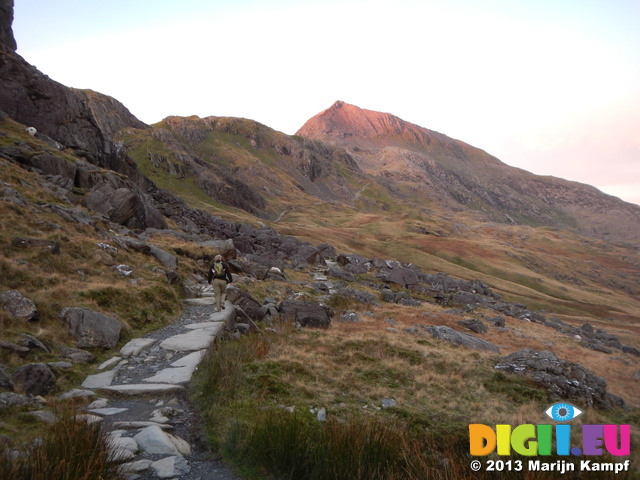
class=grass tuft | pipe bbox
[0,403,125,480]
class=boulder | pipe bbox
[336,253,370,269]
[59,346,96,363]
[295,244,327,266]
[0,290,38,321]
[457,319,488,334]
[316,243,337,261]
[134,425,182,456]
[226,288,263,322]
[200,239,236,259]
[327,266,356,282]
[60,307,122,349]
[336,253,371,275]
[11,363,56,396]
[495,349,625,408]
[74,168,166,230]
[149,245,178,269]
[384,268,419,287]
[422,325,499,353]
[488,316,506,327]
[278,300,332,328]
[232,258,270,280]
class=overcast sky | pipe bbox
[12,0,640,205]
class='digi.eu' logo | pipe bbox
[469,403,630,456]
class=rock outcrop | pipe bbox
[61,307,123,349]
[0,0,16,52]
[495,349,624,409]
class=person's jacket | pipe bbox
[208,261,233,283]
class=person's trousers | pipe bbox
[212,278,227,311]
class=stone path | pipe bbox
[70,299,243,480]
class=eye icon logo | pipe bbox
[544,403,583,422]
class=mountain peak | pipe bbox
[296,101,412,142]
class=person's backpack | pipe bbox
[214,262,224,277]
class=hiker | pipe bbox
[207,255,233,312]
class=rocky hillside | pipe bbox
[0,0,637,322]
[115,115,368,219]
[297,101,640,244]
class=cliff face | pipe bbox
[0,49,147,166]
[0,0,16,52]
[297,101,640,243]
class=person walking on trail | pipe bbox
[207,255,233,312]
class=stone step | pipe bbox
[98,384,185,395]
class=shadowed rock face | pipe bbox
[0,49,147,166]
[0,0,16,52]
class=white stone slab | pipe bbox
[120,338,158,357]
[184,321,224,330]
[120,459,153,474]
[159,327,221,352]
[113,421,173,430]
[98,356,122,370]
[142,365,194,384]
[59,389,96,399]
[98,384,184,395]
[170,350,206,368]
[89,407,129,416]
[151,455,191,478]
[183,297,216,305]
[82,369,118,389]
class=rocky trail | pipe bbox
[72,296,243,480]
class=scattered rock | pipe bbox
[278,300,332,328]
[59,346,96,363]
[384,268,419,287]
[0,392,46,410]
[457,318,488,334]
[339,311,360,323]
[0,290,38,321]
[11,363,56,396]
[382,289,421,306]
[18,333,49,352]
[422,325,500,353]
[0,340,29,353]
